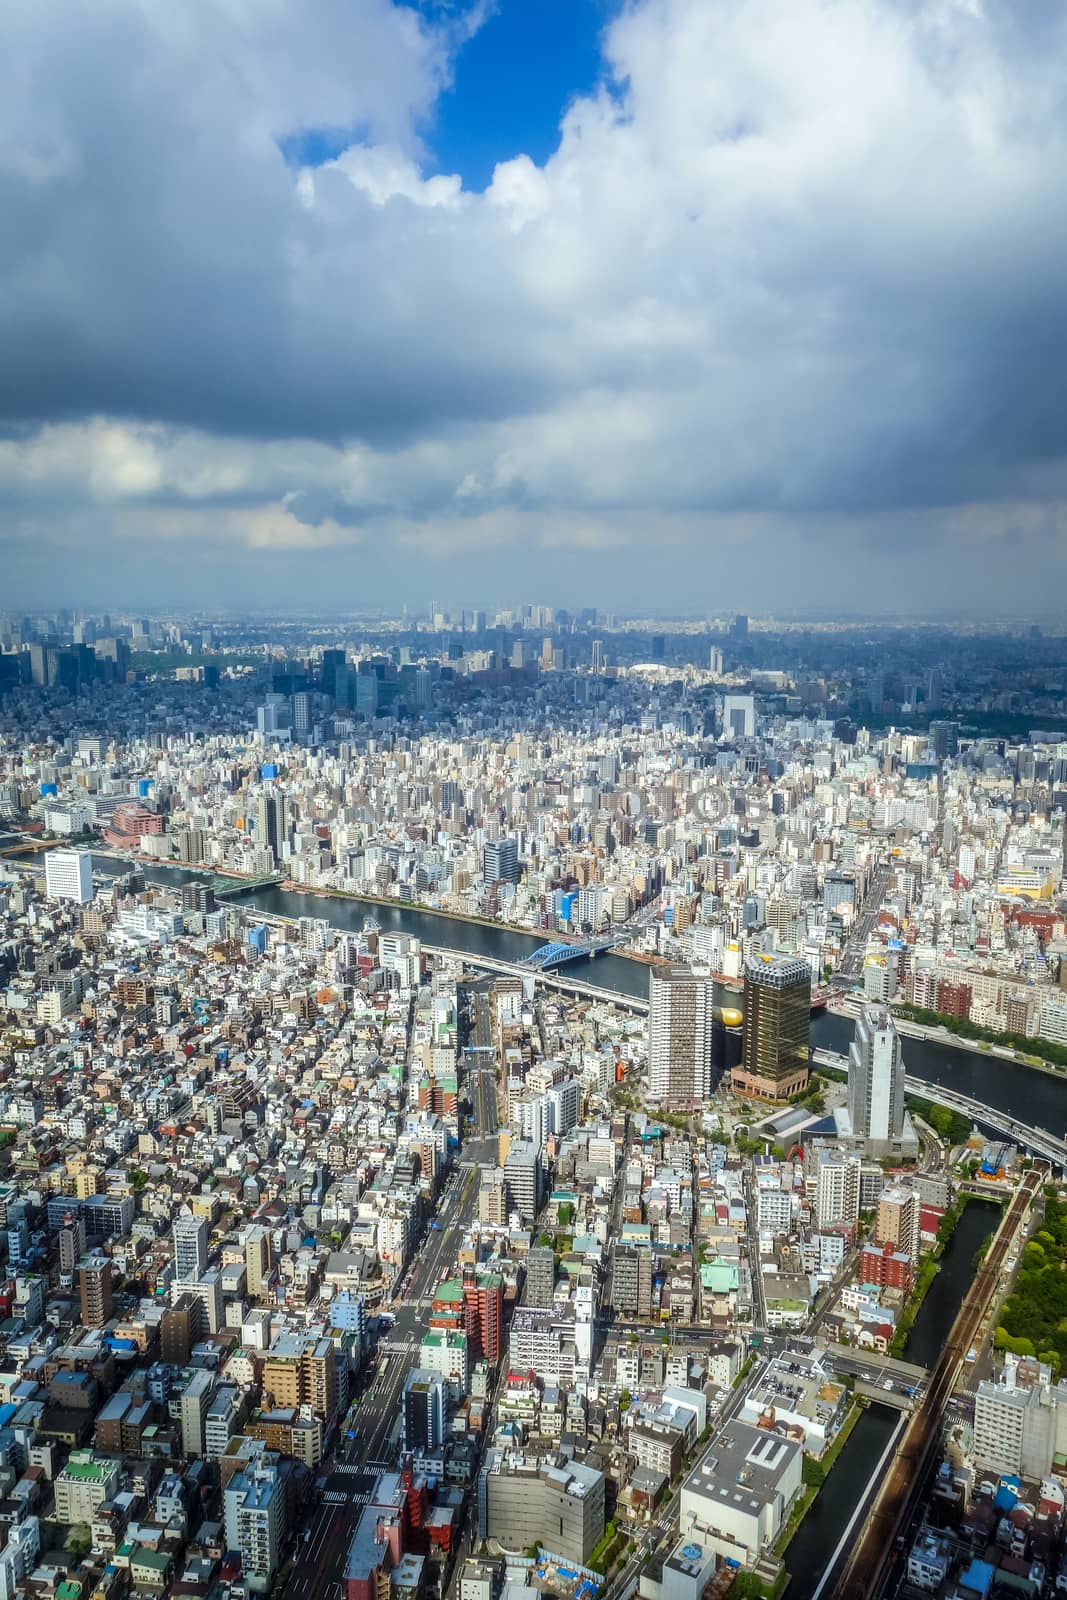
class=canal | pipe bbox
[903,1196,1002,1370]
[64,854,1067,1131]
[782,1404,899,1600]
[782,1196,1001,1598]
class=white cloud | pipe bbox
[2,0,1067,607]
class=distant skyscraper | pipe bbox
[847,1005,906,1148]
[647,966,715,1108]
[44,849,94,904]
[255,792,289,865]
[735,954,811,1100]
[291,691,311,737]
[731,614,749,639]
[483,837,519,885]
[708,646,724,675]
[591,639,604,674]
[722,694,756,739]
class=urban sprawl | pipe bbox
[0,608,1066,1600]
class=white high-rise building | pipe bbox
[44,849,94,904]
[648,966,714,1107]
[722,694,756,739]
[848,1006,906,1149]
[173,1214,209,1282]
[974,1353,1067,1479]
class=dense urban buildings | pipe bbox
[0,602,1066,1600]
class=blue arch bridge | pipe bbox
[520,933,632,971]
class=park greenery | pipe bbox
[906,1097,973,1147]
[996,1189,1067,1372]
[893,1003,1067,1071]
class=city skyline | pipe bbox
[4,0,1067,610]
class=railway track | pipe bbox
[831,1167,1043,1600]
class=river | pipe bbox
[68,855,1067,1132]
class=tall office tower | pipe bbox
[591,639,604,674]
[929,721,960,761]
[173,1214,209,1282]
[847,1006,905,1149]
[708,646,724,675]
[731,613,749,638]
[245,1225,274,1300]
[647,966,715,1108]
[44,849,94,904]
[79,1256,113,1327]
[735,954,811,1100]
[483,837,519,885]
[255,792,289,865]
[291,691,312,737]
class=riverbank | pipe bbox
[831,998,1067,1084]
[891,1003,1067,1079]
[282,882,551,940]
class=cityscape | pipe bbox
[3,3,1067,1600]
[0,603,1065,1600]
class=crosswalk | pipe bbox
[321,1489,370,1506]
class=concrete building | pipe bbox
[245,1225,274,1300]
[680,1422,803,1566]
[477,1450,605,1565]
[503,1141,541,1223]
[44,848,94,904]
[403,1369,446,1453]
[611,1245,653,1317]
[974,1353,1067,1479]
[846,1005,906,1152]
[648,966,715,1108]
[53,1451,121,1524]
[79,1256,113,1327]
[525,1246,557,1309]
[180,1369,215,1457]
[874,1186,921,1259]
[173,1214,209,1282]
[224,1456,286,1591]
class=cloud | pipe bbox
[2,0,1067,608]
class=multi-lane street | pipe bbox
[835,861,891,984]
[288,1159,485,1600]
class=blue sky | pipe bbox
[424,0,615,189]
